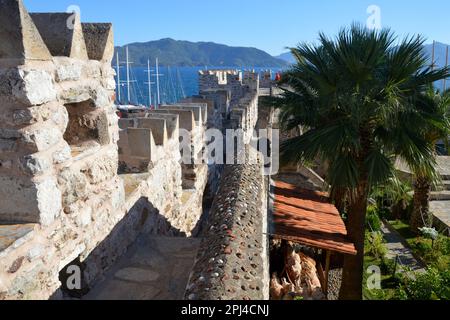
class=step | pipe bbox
[430,201,450,229]
[442,180,450,191]
[430,191,450,201]
[433,180,450,192]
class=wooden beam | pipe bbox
[317,261,327,295]
[324,250,332,296]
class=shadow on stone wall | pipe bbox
[49,196,188,299]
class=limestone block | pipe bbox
[0,69,14,96]
[0,128,21,139]
[151,109,194,132]
[82,149,118,184]
[12,107,40,125]
[12,69,57,106]
[30,13,89,60]
[0,176,60,224]
[58,84,91,104]
[52,143,71,164]
[82,60,102,79]
[111,182,125,210]
[27,244,45,262]
[54,57,82,82]
[82,23,114,62]
[76,207,92,227]
[0,138,17,153]
[145,113,179,139]
[180,98,212,122]
[0,277,7,294]
[92,86,111,108]
[19,153,51,175]
[50,105,69,133]
[36,177,62,225]
[58,167,90,207]
[161,105,204,125]
[136,118,167,146]
[0,160,13,169]
[21,125,63,152]
[8,262,44,296]
[0,0,51,65]
[103,76,116,91]
[119,118,136,129]
[127,128,154,158]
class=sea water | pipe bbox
[115,66,283,106]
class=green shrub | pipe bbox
[404,268,442,300]
[411,238,433,255]
[435,235,450,255]
[409,235,450,272]
[381,258,397,275]
[378,207,393,220]
[366,205,382,231]
[367,231,387,260]
[401,268,450,300]
[436,269,450,299]
[392,286,409,300]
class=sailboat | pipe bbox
[115,46,148,117]
[115,50,185,116]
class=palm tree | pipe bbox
[410,88,450,233]
[272,24,449,299]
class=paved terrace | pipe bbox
[84,236,201,300]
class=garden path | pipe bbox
[380,221,426,275]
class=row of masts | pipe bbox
[116,46,164,107]
[430,41,449,92]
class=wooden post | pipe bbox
[324,251,332,296]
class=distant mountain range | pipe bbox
[275,52,297,64]
[113,38,288,67]
[276,42,450,67]
[113,38,448,70]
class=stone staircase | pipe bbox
[430,158,450,232]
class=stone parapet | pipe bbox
[0,0,263,300]
[185,163,269,300]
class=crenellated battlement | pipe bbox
[0,0,263,300]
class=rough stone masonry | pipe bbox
[0,0,268,300]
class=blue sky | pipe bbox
[23,0,450,56]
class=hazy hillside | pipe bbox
[113,38,288,67]
[276,42,449,67]
[275,52,296,64]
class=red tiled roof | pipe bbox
[272,181,357,255]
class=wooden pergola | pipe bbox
[271,181,357,296]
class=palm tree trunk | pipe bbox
[338,180,369,300]
[410,175,431,233]
[331,186,348,215]
[339,130,371,300]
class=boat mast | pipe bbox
[431,40,436,71]
[126,46,131,104]
[444,46,449,92]
[116,52,121,103]
[147,59,152,107]
[156,57,161,107]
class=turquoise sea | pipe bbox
[114,66,283,106]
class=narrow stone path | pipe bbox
[380,222,425,274]
[84,235,201,300]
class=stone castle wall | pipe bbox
[185,161,269,300]
[0,0,263,300]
